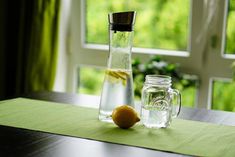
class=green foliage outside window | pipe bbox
[212,80,235,112]
[226,0,235,54]
[78,68,104,95]
[86,0,189,51]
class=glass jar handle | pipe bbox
[171,89,181,118]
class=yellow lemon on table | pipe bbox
[112,105,140,129]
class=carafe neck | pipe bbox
[107,30,134,70]
[110,30,133,53]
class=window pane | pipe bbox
[78,67,105,95]
[86,0,190,51]
[78,67,196,107]
[179,86,197,107]
[225,0,235,54]
[212,79,235,112]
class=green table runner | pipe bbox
[0,98,235,157]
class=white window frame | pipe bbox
[66,0,234,109]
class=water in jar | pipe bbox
[141,87,172,128]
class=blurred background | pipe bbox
[1,0,235,112]
[78,0,235,111]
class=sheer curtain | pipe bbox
[0,0,61,99]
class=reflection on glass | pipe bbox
[86,0,189,51]
[212,79,235,112]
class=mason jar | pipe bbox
[141,75,181,128]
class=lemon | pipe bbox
[111,105,140,129]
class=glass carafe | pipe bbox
[99,11,136,122]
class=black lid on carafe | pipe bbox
[108,11,136,32]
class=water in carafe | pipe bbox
[99,11,136,122]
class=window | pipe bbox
[210,78,235,111]
[78,67,104,95]
[67,0,235,111]
[86,0,190,52]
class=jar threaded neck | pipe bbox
[145,75,172,87]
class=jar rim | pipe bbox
[145,75,172,86]
[145,74,171,79]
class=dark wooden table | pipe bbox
[0,91,235,157]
